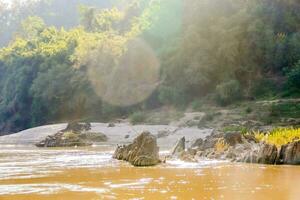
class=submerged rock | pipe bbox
[113,131,160,166]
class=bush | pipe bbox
[191,99,203,111]
[215,80,242,106]
[158,86,189,108]
[286,61,300,93]
[269,102,300,118]
[245,106,252,114]
[129,111,147,125]
[249,79,277,99]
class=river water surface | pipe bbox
[0,145,299,200]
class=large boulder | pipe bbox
[113,132,160,166]
[277,141,300,165]
[171,137,185,156]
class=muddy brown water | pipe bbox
[0,145,299,200]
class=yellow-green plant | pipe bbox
[254,127,300,146]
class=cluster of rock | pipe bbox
[171,131,300,165]
[113,131,160,166]
[36,122,107,147]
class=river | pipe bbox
[0,145,299,200]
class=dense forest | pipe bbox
[0,0,300,134]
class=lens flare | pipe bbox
[87,38,160,106]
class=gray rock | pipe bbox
[171,137,185,156]
[257,143,278,164]
[35,131,89,147]
[108,123,115,127]
[64,122,91,133]
[190,138,203,148]
[113,132,160,166]
[224,132,243,146]
[278,141,300,165]
[124,134,130,139]
[79,132,108,142]
[157,130,170,138]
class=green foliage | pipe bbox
[222,125,248,135]
[269,103,300,118]
[0,0,161,134]
[191,100,203,111]
[2,0,300,134]
[245,107,253,114]
[215,80,242,106]
[286,60,300,93]
[129,111,147,125]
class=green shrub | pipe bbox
[245,106,252,114]
[158,86,189,108]
[286,61,300,93]
[249,79,277,98]
[191,99,203,111]
[215,80,242,106]
[269,103,300,118]
[129,111,147,125]
[222,125,248,134]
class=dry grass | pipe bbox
[214,138,229,152]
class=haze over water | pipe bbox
[0,145,299,200]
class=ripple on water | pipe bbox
[0,147,116,180]
[0,183,109,195]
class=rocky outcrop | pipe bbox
[63,122,91,133]
[224,132,243,146]
[257,144,278,164]
[171,130,300,166]
[36,122,107,147]
[277,141,300,165]
[113,132,160,166]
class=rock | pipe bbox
[278,141,300,165]
[108,123,115,127]
[224,132,243,146]
[35,131,89,147]
[257,143,278,164]
[242,151,259,163]
[243,134,259,143]
[171,137,185,156]
[79,132,108,142]
[64,122,91,133]
[35,122,105,147]
[124,134,130,139]
[190,138,203,148]
[113,132,160,166]
[179,151,197,162]
[157,130,170,138]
